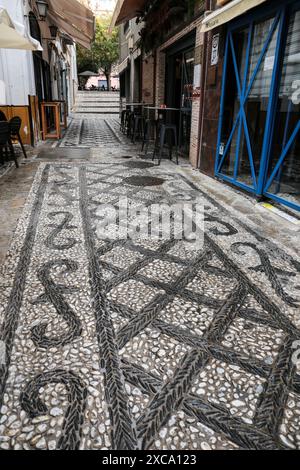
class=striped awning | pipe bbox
[201,0,268,33]
[48,0,95,49]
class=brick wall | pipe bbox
[142,55,155,104]
[189,24,204,168]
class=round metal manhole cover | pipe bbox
[124,161,155,169]
[123,176,165,187]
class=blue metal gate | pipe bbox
[215,0,300,212]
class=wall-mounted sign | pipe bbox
[193,64,201,88]
[264,55,275,71]
[219,142,225,156]
[211,34,220,66]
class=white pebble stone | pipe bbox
[48,440,56,451]
[159,428,167,439]
[36,438,47,450]
[201,442,212,450]
[231,400,244,408]
[50,408,63,417]
[98,423,106,434]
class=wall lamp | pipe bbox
[49,25,58,38]
[41,25,58,41]
[36,1,49,21]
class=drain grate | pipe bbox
[124,161,156,169]
[123,176,165,187]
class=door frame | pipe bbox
[215,0,300,211]
[165,32,196,157]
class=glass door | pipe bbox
[179,49,194,156]
[263,9,300,211]
[165,43,195,158]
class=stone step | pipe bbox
[77,93,120,98]
[76,100,120,105]
[74,92,120,114]
[76,103,120,109]
[76,99,120,102]
[74,109,119,114]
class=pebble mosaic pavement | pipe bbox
[0,117,300,451]
[59,116,127,148]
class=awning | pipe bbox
[201,0,268,33]
[111,0,146,28]
[48,0,95,49]
[0,8,42,50]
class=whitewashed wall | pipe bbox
[68,44,78,110]
[0,0,36,105]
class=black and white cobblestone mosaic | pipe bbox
[59,117,127,149]
[0,157,299,450]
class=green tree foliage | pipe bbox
[77,17,119,90]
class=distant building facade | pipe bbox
[118,18,142,104]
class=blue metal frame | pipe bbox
[215,0,300,212]
[257,6,287,196]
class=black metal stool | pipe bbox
[124,110,131,135]
[126,112,135,139]
[120,110,127,133]
[153,123,178,165]
[132,115,144,144]
[142,119,157,156]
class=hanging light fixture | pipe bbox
[36,1,49,21]
[49,25,58,38]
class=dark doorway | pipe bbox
[134,56,142,103]
[29,12,52,103]
[165,33,195,158]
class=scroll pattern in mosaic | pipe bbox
[0,161,299,450]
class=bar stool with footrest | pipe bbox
[120,109,127,133]
[132,115,144,144]
[126,112,135,139]
[153,123,178,166]
[142,118,157,156]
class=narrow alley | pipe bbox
[0,90,299,451]
[1,0,300,456]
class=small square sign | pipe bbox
[211,34,220,66]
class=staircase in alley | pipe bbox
[60,90,127,148]
[74,91,120,115]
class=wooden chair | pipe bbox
[0,111,7,121]
[9,116,27,159]
[0,122,19,168]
